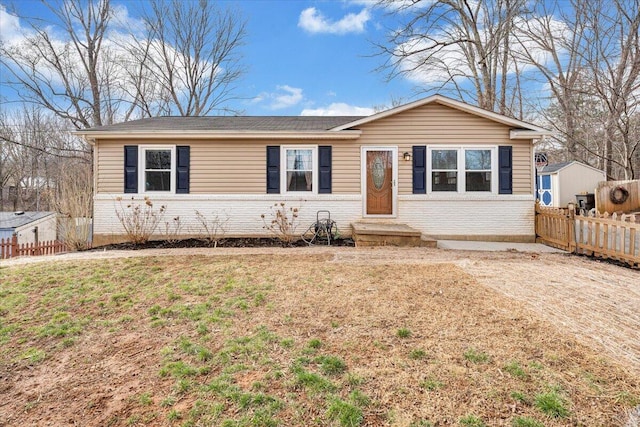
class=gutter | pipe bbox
[72,130,363,142]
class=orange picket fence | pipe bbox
[0,235,67,259]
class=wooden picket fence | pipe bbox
[535,202,640,267]
[0,235,67,259]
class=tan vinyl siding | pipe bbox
[94,101,534,196]
[96,141,125,193]
[95,138,362,194]
[190,140,267,194]
[356,102,534,195]
[331,143,360,194]
[512,143,533,195]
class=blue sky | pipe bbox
[0,0,417,116]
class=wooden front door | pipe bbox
[365,150,393,215]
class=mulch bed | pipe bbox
[94,237,355,251]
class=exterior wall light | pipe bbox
[403,151,412,161]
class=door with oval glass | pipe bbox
[365,149,395,215]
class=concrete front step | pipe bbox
[351,222,437,248]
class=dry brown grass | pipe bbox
[0,253,638,426]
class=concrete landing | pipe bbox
[351,222,437,247]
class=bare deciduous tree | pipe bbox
[377,0,527,116]
[516,0,640,179]
[587,0,640,179]
[0,0,112,128]
[48,159,93,250]
[129,0,247,116]
[0,108,91,211]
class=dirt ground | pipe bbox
[1,246,639,426]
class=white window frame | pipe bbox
[281,145,318,194]
[427,146,498,194]
[139,145,176,194]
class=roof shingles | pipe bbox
[85,116,365,132]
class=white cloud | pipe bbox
[0,5,25,44]
[301,102,374,116]
[110,4,146,34]
[251,85,304,110]
[272,85,303,109]
[298,7,370,35]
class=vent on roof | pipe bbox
[14,211,25,216]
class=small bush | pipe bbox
[114,196,166,244]
[261,203,301,244]
[194,210,229,247]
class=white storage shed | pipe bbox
[536,161,606,208]
[0,211,58,244]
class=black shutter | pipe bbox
[412,145,426,194]
[176,146,190,194]
[318,146,332,194]
[498,145,513,194]
[266,146,280,193]
[124,145,138,193]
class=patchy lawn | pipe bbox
[0,254,638,426]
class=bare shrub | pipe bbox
[261,202,300,244]
[194,210,229,247]
[115,197,166,244]
[162,216,183,244]
[48,160,93,251]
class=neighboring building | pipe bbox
[0,211,58,244]
[76,95,551,246]
[536,161,606,208]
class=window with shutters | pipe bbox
[281,146,317,193]
[427,147,497,193]
[140,146,175,193]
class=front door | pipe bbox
[364,148,395,216]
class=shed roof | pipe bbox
[0,211,56,230]
[538,161,605,175]
[538,161,573,174]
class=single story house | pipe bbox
[536,161,606,208]
[76,95,551,246]
[0,211,58,244]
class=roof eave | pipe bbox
[509,130,553,140]
[73,130,363,142]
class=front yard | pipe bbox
[0,249,638,426]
